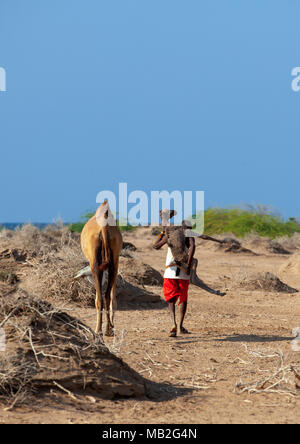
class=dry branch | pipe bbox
[235,346,300,397]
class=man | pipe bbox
[153,220,195,337]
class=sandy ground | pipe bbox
[1,228,300,424]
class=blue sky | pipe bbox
[0,0,299,222]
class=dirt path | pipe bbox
[1,229,300,424]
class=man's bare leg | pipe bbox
[179,301,189,333]
[168,296,177,337]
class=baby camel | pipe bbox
[80,201,123,335]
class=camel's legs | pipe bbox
[109,260,119,330]
[91,251,104,334]
[104,259,117,337]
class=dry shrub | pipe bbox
[32,245,94,307]
[0,249,23,297]
[0,228,13,242]
[276,233,300,251]
[120,248,136,258]
[0,224,80,255]
[30,246,164,308]
[122,241,137,251]
[238,272,298,293]
[0,226,163,309]
[0,228,95,306]
[0,270,18,285]
[235,345,300,396]
[0,248,37,270]
[267,241,291,255]
[218,237,257,255]
[0,290,146,408]
[0,282,13,297]
[24,248,163,309]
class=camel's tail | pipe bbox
[98,226,110,271]
[95,201,116,271]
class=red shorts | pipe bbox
[163,278,189,305]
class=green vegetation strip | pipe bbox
[68,208,300,239]
[204,208,300,239]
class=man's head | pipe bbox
[160,209,177,228]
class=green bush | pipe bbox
[68,211,94,233]
[203,207,300,238]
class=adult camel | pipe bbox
[80,201,123,335]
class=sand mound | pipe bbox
[244,235,292,255]
[116,276,163,307]
[279,254,300,275]
[118,257,163,287]
[239,272,298,293]
[219,238,257,255]
[111,257,164,307]
[0,291,146,408]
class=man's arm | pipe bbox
[153,233,168,250]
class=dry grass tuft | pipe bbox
[276,233,300,252]
[30,245,94,306]
[0,290,146,408]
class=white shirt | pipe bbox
[163,247,190,280]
